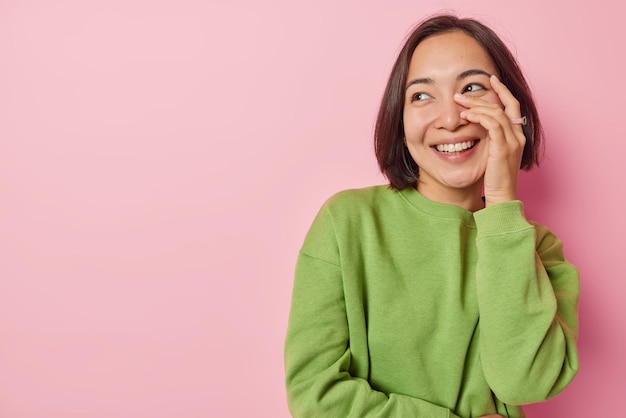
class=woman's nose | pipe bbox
[434,97,467,131]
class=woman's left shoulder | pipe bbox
[528,221,568,259]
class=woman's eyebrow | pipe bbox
[457,69,492,80]
[405,77,433,91]
[405,69,492,91]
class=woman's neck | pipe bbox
[416,181,485,212]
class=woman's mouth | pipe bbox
[434,140,477,155]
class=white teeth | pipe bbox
[435,141,476,153]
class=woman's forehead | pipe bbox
[408,31,496,79]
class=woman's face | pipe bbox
[403,30,502,200]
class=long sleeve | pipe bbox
[284,206,461,418]
[474,201,579,405]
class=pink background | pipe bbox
[0,0,621,416]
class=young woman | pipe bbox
[285,14,579,418]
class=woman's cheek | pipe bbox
[403,109,430,138]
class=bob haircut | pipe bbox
[375,14,543,190]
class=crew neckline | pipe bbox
[398,187,476,226]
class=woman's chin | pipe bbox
[440,172,484,191]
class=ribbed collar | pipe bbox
[398,187,476,227]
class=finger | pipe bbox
[461,111,506,139]
[489,75,521,119]
[459,104,511,132]
[453,93,509,125]
[453,93,501,111]
[461,108,525,148]
[457,95,525,145]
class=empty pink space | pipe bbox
[0,0,621,417]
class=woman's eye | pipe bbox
[462,83,484,93]
[411,92,432,102]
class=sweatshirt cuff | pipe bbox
[473,200,532,238]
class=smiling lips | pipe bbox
[435,140,477,154]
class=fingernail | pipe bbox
[454,93,465,100]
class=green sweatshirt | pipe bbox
[285,186,579,418]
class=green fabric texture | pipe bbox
[285,186,579,418]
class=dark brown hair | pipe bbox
[375,14,543,190]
